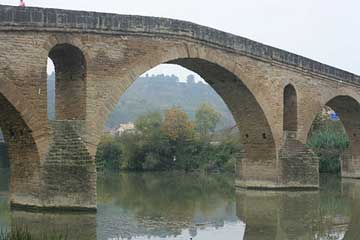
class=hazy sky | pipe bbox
[2,0,359,79]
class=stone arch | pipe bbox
[305,94,360,176]
[169,58,276,163]
[100,57,277,170]
[283,84,297,132]
[48,43,87,120]
[0,91,41,207]
[325,95,360,177]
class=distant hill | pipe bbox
[48,73,236,130]
[106,74,236,130]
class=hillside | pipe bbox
[106,74,235,129]
[48,73,236,129]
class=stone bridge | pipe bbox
[0,5,360,211]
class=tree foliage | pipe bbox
[161,107,195,143]
[195,103,221,140]
[135,112,162,135]
[96,106,242,173]
[96,134,122,170]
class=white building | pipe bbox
[110,123,135,136]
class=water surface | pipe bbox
[0,169,359,240]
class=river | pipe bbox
[0,169,359,239]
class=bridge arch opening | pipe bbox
[168,58,276,165]
[0,91,41,203]
[307,96,355,174]
[48,44,87,121]
[283,84,297,132]
[97,58,276,174]
[47,58,55,120]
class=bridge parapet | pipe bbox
[0,4,359,85]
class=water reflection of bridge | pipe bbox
[8,173,241,240]
[341,179,360,240]
[6,175,360,240]
[235,176,360,240]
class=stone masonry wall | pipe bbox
[42,120,96,210]
[0,94,42,208]
[0,5,359,86]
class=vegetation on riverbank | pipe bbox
[307,114,349,173]
[98,104,350,174]
[96,104,242,173]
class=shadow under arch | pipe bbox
[100,56,277,187]
[283,84,297,132]
[0,92,41,208]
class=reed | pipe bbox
[0,227,67,240]
[307,120,349,173]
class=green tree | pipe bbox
[119,131,144,170]
[195,103,221,140]
[161,107,196,170]
[135,112,162,135]
[96,134,122,170]
[134,112,171,170]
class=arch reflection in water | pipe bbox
[2,173,360,239]
[236,175,354,240]
[236,190,320,240]
[341,179,360,240]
